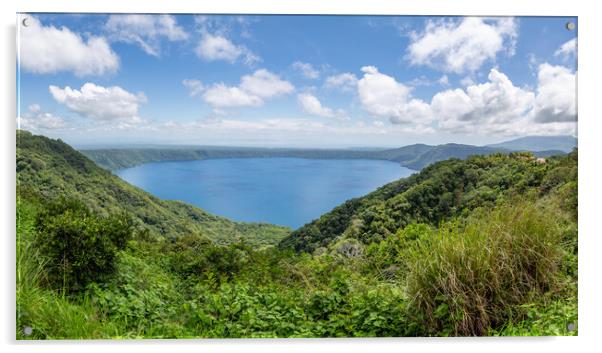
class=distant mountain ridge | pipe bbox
[80,136,573,171]
[486,135,577,153]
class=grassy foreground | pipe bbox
[16,194,577,338]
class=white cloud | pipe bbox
[428,65,576,136]
[532,63,577,123]
[325,73,358,92]
[292,61,319,79]
[407,74,450,87]
[357,66,433,125]
[195,33,260,65]
[19,15,118,76]
[201,69,294,109]
[19,104,65,131]
[160,117,392,138]
[406,76,431,87]
[519,121,577,136]
[460,76,475,86]
[431,69,534,134]
[163,117,329,133]
[202,84,263,108]
[105,14,188,56]
[239,69,295,99]
[28,103,41,114]
[182,79,205,97]
[49,83,147,122]
[438,75,450,86]
[527,53,540,73]
[407,17,517,74]
[298,93,335,118]
[554,38,577,61]
[193,15,256,38]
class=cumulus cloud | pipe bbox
[191,16,268,70]
[554,38,577,61]
[202,84,263,108]
[195,33,260,65]
[49,83,147,122]
[357,66,433,125]
[426,64,576,136]
[431,69,535,134]
[407,17,517,74]
[105,14,188,56]
[201,69,294,109]
[19,15,118,76]
[532,63,577,123]
[298,93,337,118]
[325,73,358,92]
[182,79,205,97]
[239,69,295,99]
[292,61,319,79]
[19,104,65,131]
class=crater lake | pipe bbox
[115,158,414,228]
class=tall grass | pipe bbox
[405,200,565,336]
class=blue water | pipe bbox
[115,158,414,229]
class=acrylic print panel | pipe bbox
[16,13,577,339]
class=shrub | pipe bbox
[405,200,564,335]
[89,253,181,334]
[35,197,134,293]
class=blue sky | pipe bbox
[17,14,577,147]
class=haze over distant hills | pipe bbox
[486,135,577,153]
[80,135,573,171]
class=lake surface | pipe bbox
[115,158,414,229]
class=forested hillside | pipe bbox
[16,131,577,338]
[16,130,290,246]
[281,150,577,253]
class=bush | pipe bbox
[35,197,134,293]
[89,253,181,334]
[405,201,564,335]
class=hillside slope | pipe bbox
[280,150,577,253]
[395,144,502,170]
[16,130,290,246]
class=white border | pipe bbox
[2,1,601,353]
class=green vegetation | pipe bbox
[35,197,134,294]
[404,202,566,335]
[282,150,577,252]
[16,130,577,338]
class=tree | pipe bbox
[35,197,134,293]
